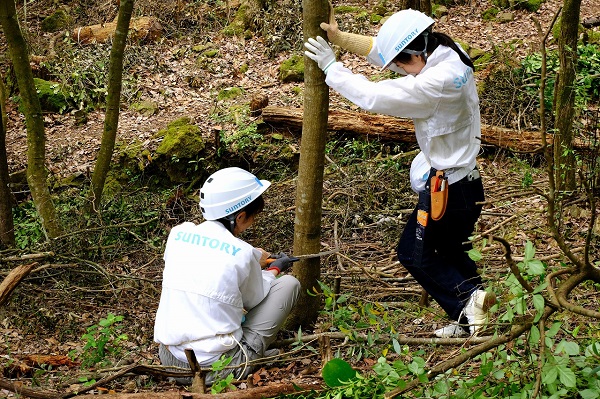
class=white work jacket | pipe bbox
[154,220,275,364]
[326,42,481,187]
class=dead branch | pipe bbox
[70,382,320,398]
[0,262,37,307]
[554,270,600,319]
[270,331,493,349]
[484,235,533,293]
[0,378,58,399]
[1,252,54,262]
[0,363,319,399]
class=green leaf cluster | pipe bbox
[519,44,600,110]
[72,313,128,368]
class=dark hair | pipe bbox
[392,31,474,70]
[217,195,265,232]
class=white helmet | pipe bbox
[376,9,435,71]
[200,167,271,220]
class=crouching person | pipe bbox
[154,167,300,385]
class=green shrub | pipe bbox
[73,313,128,368]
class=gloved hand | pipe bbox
[318,1,373,56]
[304,36,336,74]
[268,252,287,260]
[266,253,300,274]
[320,1,340,43]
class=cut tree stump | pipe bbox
[260,106,559,153]
[72,16,162,44]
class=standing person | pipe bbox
[154,167,300,384]
[304,8,496,337]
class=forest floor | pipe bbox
[1,0,599,397]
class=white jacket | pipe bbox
[154,220,275,364]
[326,43,481,186]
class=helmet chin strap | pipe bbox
[224,213,239,234]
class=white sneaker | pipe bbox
[434,323,469,338]
[463,290,497,335]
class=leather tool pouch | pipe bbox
[430,170,448,221]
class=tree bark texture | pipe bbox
[89,0,134,212]
[288,0,330,328]
[261,106,566,153]
[0,72,15,248]
[0,0,62,238]
[553,0,581,191]
[71,16,161,44]
[399,0,432,15]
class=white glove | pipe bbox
[304,36,336,74]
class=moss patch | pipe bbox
[41,9,71,32]
[155,118,205,160]
[222,5,247,36]
[218,87,244,101]
[33,78,72,113]
[334,5,364,13]
[482,7,499,21]
[131,100,158,116]
[278,55,304,83]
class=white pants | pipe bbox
[159,274,300,385]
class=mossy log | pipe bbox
[71,16,162,44]
[259,106,582,153]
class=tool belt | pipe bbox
[430,170,448,221]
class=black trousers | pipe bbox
[396,172,485,321]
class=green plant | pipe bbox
[519,44,600,110]
[210,355,236,394]
[73,313,128,368]
[40,38,144,110]
[13,201,45,249]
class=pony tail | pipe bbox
[431,32,474,70]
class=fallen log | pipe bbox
[72,16,162,44]
[261,106,552,153]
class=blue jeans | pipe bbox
[396,173,485,321]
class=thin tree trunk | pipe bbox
[399,0,431,14]
[0,0,62,239]
[553,0,580,191]
[287,0,330,328]
[88,0,134,213]
[0,73,15,248]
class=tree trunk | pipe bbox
[88,0,135,213]
[287,0,330,329]
[0,73,15,249]
[399,0,431,15]
[0,0,62,239]
[553,0,581,191]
